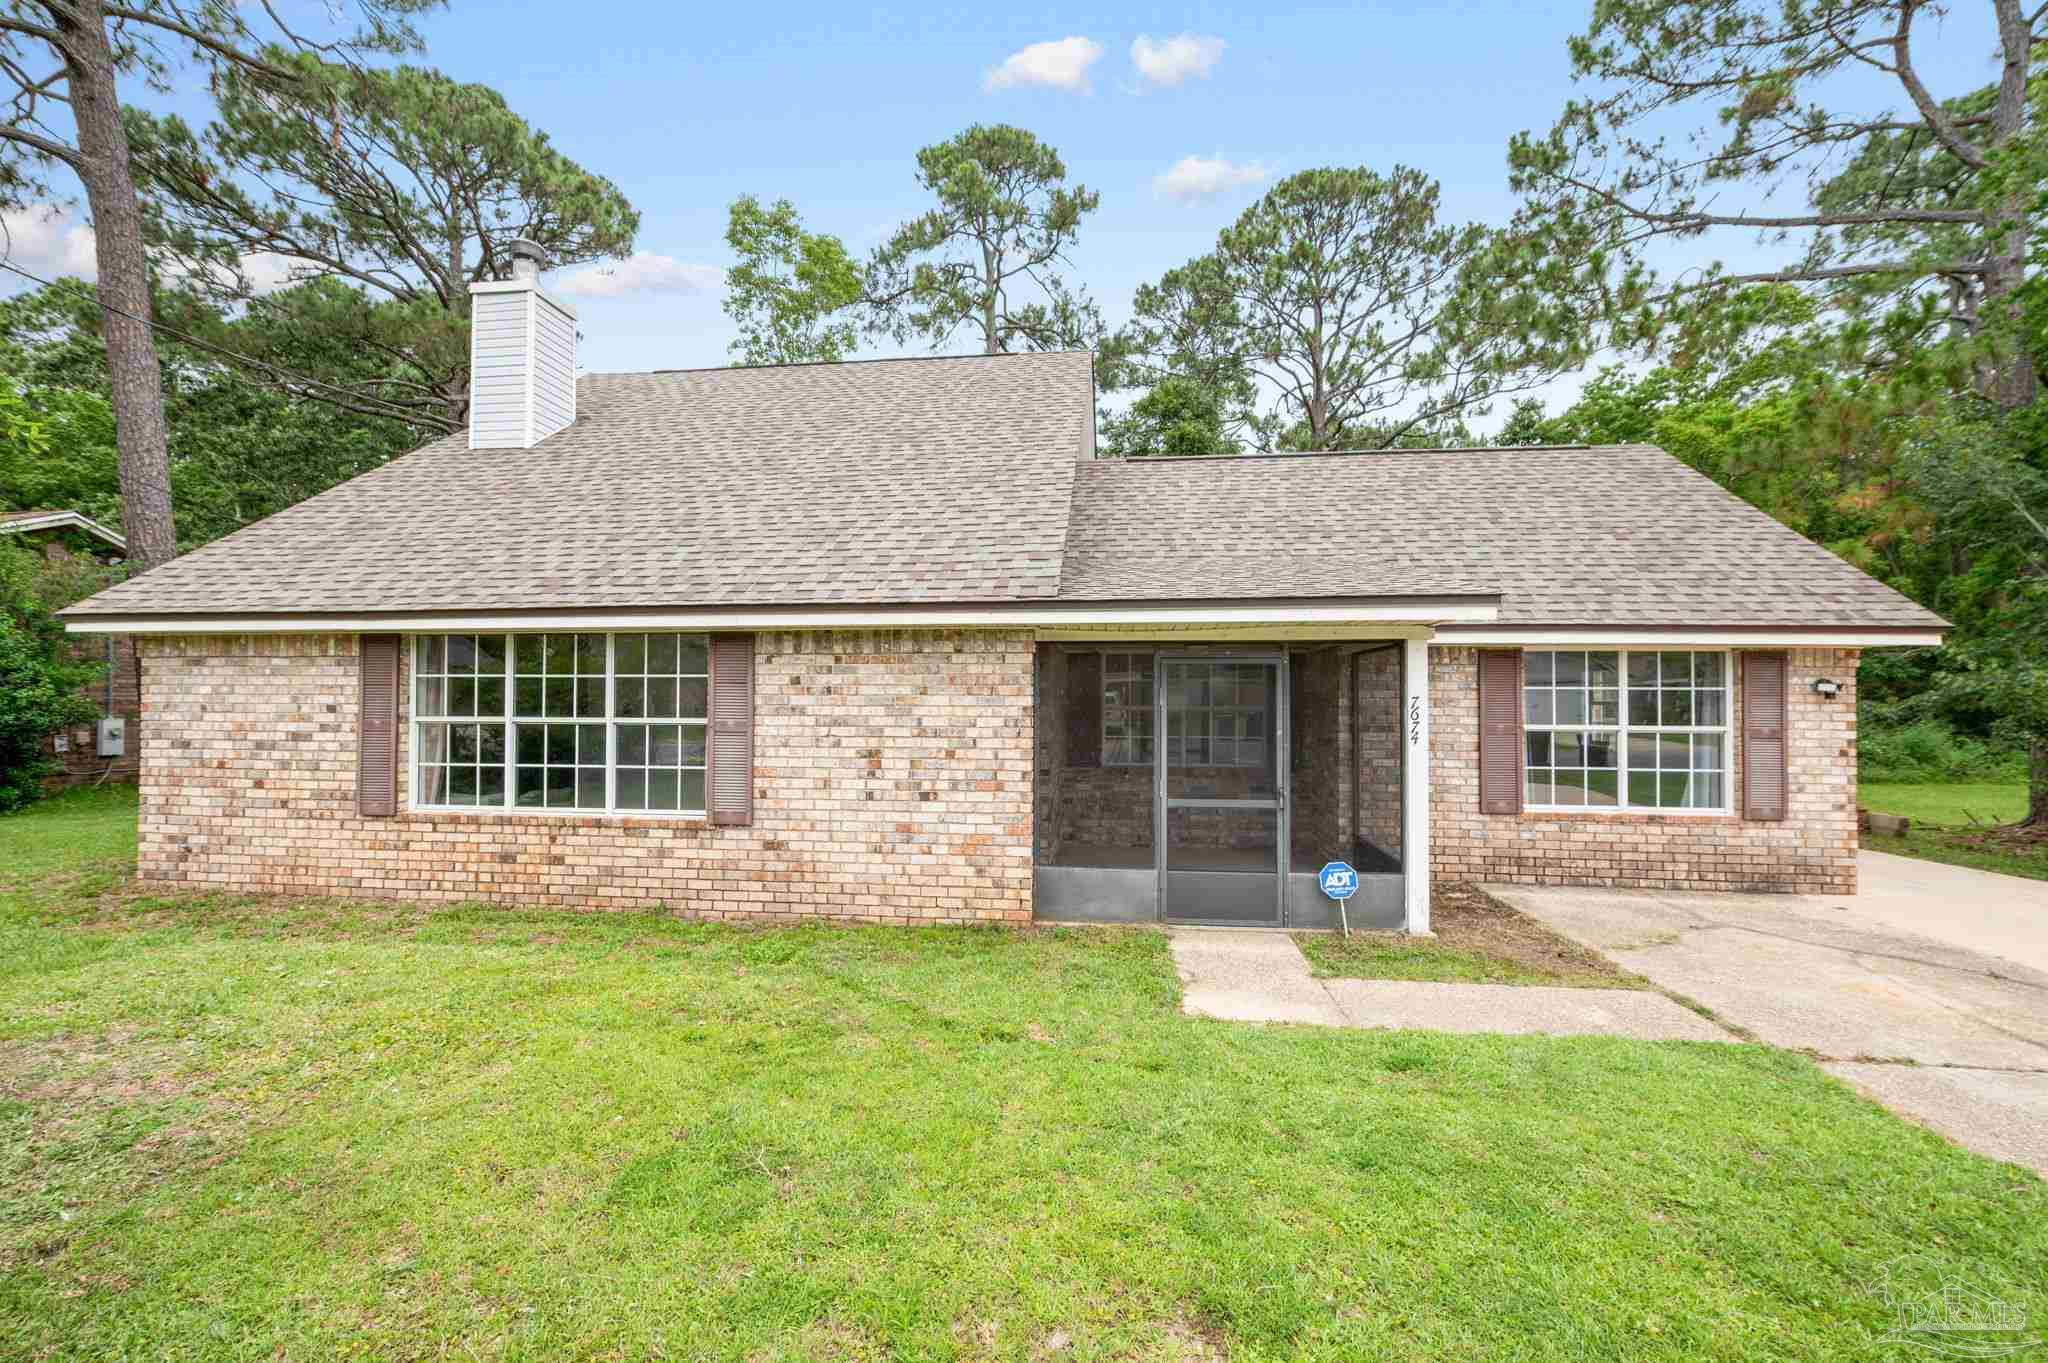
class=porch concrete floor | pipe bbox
[1168,929,1730,1041]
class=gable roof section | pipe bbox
[62,352,1093,618]
[1058,444,1945,629]
[59,352,1941,635]
[1,508,127,552]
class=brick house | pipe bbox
[3,509,140,788]
[60,241,1945,933]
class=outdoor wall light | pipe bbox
[1811,678,1842,699]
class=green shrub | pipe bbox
[0,541,100,813]
[1860,718,2027,784]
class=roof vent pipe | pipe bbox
[467,239,578,449]
[506,236,546,282]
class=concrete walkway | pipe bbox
[1167,929,1727,1041]
[1493,881,2048,1175]
[1849,850,2048,977]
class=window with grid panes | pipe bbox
[1102,652,1156,766]
[411,633,709,814]
[1160,660,1269,769]
[1521,649,1729,811]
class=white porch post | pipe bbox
[1401,636,1432,935]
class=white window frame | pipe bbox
[408,632,710,818]
[1521,647,1733,815]
[1099,651,1272,770]
[1101,651,1156,767]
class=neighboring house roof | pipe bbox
[58,350,1944,633]
[1059,446,1947,628]
[0,508,127,552]
[63,353,1094,618]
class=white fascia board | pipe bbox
[467,277,579,321]
[0,510,127,550]
[1434,627,1945,648]
[62,598,1500,636]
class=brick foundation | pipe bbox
[136,630,1035,923]
[1427,646,1860,894]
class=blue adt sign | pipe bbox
[1317,861,1359,902]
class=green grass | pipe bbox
[2,792,2044,1360]
[1858,781,2046,882]
[1859,781,2027,828]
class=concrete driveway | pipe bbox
[1490,851,2048,1176]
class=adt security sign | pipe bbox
[1318,860,1360,935]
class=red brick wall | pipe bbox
[1428,645,1860,894]
[136,630,1035,923]
[1353,647,1403,862]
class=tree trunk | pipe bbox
[2028,740,2048,828]
[1985,0,2039,411]
[55,2,177,572]
[980,239,1000,354]
[1985,246,2038,410]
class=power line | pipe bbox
[0,255,447,430]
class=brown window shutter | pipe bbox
[1478,648,1523,815]
[357,633,400,817]
[1742,650,1789,821]
[1066,651,1101,768]
[708,634,755,826]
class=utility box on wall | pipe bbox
[97,717,125,758]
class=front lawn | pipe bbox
[2,789,2043,1360]
[1859,781,2027,827]
[1859,781,2047,882]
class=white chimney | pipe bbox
[467,237,578,449]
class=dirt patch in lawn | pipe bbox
[1431,884,1640,981]
[1297,883,1642,987]
[0,1029,244,1274]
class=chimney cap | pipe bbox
[506,237,548,280]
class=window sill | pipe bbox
[1518,807,1735,821]
[402,807,713,830]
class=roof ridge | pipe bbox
[1088,442,1665,466]
[615,349,1094,379]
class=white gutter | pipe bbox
[62,598,1503,636]
[1435,627,1944,648]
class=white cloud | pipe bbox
[553,252,725,300]
[1153,155,1269,202]
[0,206,314,299]
[1130,33,1225,87]
[0,205,99,281]
[235,252,303,294]
[983,36,1103,93]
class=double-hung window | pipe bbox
[1097,652,1269,769]
[1522,649,1730,811]
[1102,652,1156,767]
[412,632,709,814]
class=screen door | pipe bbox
[1156,655,1286,925]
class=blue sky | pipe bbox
[450,0,1596,375]
[2,0,2005,424]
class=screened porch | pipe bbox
[1032,642,1415,929]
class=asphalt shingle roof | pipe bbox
[1058,445,1944,627]
[61,350,1942,631]
[64,353,1094,616]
